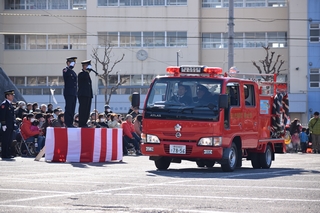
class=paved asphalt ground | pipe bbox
[0,153,319,213]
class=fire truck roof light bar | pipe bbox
[166,66,223,76]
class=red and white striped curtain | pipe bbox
[45,127,123,162]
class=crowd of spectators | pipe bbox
[8,101,142,157]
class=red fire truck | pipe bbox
[133,65,288,172]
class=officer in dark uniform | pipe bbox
[63,57,78,127]
[0,90,16,159]
[78,60,93,127]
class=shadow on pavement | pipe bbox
[146,167,320,180]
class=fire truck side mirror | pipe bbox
[131,92,140,108]
[219,94,229,109]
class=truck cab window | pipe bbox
[244,84,255,106]
[227,84,240,106]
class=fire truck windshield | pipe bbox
[145,77,222,121]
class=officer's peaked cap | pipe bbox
[197,84,208,92]
[66,57,77,62]
[4,90,15,96]
[81,59,91,65]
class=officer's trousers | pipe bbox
[1,128,13,158]
[64,95,77,127]
[78,96,92,127]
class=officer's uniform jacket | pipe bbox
[0,99,15,129]
[78,69,93,98]
[63,67,78,96]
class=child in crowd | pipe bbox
[30,119,40,132]
[299,128,308,153]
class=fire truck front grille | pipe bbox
[162,139,197,143]
[164,144,193,155]
[163,132,195,137]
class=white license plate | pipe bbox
[169,145,186,154]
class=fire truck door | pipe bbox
[242,84,259,147]
[226,83,243,134]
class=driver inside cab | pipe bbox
[170,83,193,105]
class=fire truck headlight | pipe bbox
[198,138,213,146]
[198,137,222,146]
[146,134,160,144]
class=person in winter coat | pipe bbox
[20,113,45,153]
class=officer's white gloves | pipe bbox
[2,125,7,131]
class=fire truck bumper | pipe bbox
[141,143,224,159]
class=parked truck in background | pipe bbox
[133,65,288,172]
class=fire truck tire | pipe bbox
[259,145,272,169]
[221,143,238,172]
[251,153,261,169]
[196,161,205,167]
[155,157,171,170]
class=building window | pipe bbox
[202,31,287,49]
[167,0,187,5]
[48,35,68,49]
[310,23,320,42]
[310,68,320,88]
[202,33,223,48]
[98,31,184,47]
[120,32,141,47]
[27,35,47,49]
[9,76,26,86]
[70,35,87,49]
[98,0,186,6]
[98,32,118,47]
[267,32,287,48]
[98,0,118,6]
[4,0,86,10]
[120,32,132,47]
[143,0,165,6]
[245,0,266,7]
[245,32,266,48]
[167,31,187,47]
[48,76,64,86]
[143,32,165,47]
[202,0,286,8]
[4,34,86,50]
[4,35,24,50]
[72,0,87,9]
[268,0,286,7]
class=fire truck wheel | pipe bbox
[251,153,262,169]
[259,145,273,169]
[221,143,238,172]
[196,161,205,167]
[155,157,171,170]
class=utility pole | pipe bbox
[228,0,234,71]
[177,50,180,66]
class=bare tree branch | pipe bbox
[252,46,286,82]
[90,40,125,104]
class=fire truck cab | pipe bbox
[134,65,286,172]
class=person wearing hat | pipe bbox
[104,104,113,115]
[78,60,93,127]
[63,56,78,127]
[193,84,211,105]
[14,101,27,119]
[0,90,16,159]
